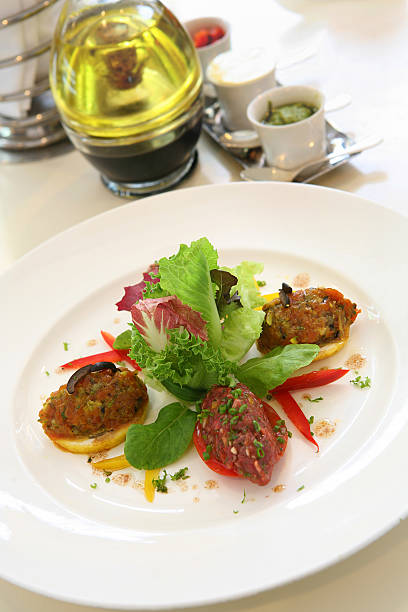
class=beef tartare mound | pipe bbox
[257,286,360,361]
[38,368,148,453]
[199,384,287,486]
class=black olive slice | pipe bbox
[66,362,118,395]
[279,282,293,308]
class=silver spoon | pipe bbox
[240,134,383,182]
[218,93,352,150]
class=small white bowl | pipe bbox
[206,47,276,131]
[247,85,326,170]
[183,17,231,76]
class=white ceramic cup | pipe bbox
[247,85,326,169]
[206,47,276,131]
[183,17,231,77]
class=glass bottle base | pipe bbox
[100,149,198,198]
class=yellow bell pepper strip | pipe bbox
[92,454,130,472]
[254,292,279,310]
[144,469,161,503]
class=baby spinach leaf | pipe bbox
[112,329,132,350]
[236,344,319,397]
[124,402,197,470]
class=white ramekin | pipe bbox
[206,47,276,131]
[247,85,326,169]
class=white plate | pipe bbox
[2,183,408,610]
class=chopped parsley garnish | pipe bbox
[350,372,371,389]
[63,342,69,351]
[44,370,50,376]
[241,489,247,504]
[308,415,314,424]
[297,485,305,492]
[152,471,168,493]
[218,404,227,414]
[256,280,266,287]
[287,431,293,438]
[231,388,242,399]
[307,396,323,403]
[90,483,97,489]
[277,436,285,444]
[170,467,189,481]
[105,477,111,483]
[233,509,239,514]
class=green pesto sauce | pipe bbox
[262,101,318,126]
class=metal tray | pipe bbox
[203,95,357,183]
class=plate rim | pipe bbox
[2,182,408,609]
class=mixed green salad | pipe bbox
[112,237,319,470]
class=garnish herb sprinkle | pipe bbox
[105,477,111,483]
[253,439,265,458]
[241,489,247,504]
[256,280,266,287]
[45,370,50,376]
[170,467,189,481]
[203,444,212,461]
[233,510,239,514]
[63,342,69,351]
[253,419,261,432]
[297,485,305,492]
[218,404,227,414]
[277,436,285,444]
[287,431,293,438]
[152,471,168,493]
[90,483,97,489]
[231,388,242,399]
[350,372,371,389]
[197,409,211,423]
[307,396,323,403]
[308,416,314,424]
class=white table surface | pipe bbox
[1,0,407,610]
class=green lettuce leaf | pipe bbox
[220,307,265,362]
[158,238,221,346]
[236,344,320,397]
[219,261,266,362]
[129,326,236,391]
[228,261,265,309]
[124,402,197,469]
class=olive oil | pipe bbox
[50,1,203,193]
[51,3,202,138]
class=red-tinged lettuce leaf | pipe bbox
[116,264,160,311]
[131,296,208,352]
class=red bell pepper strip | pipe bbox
[101,330,141,371]
[61,350,122,369]
[273,390,319,451]
[261,400,288,457]
[272,368,349,393]
[193,423,241,478]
